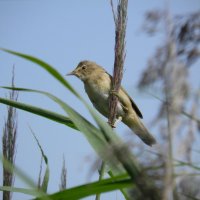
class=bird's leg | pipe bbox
[109,123,116,128]
[108,90,118,128]
[110,90,119,97]
[109,90,124,126]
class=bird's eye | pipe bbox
[81,65,87,70]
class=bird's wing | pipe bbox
[119,87,143,119]
[106,72,143,119]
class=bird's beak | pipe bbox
[66,70,75,76]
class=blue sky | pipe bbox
[0,1,200,199]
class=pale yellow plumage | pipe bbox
[67,60,156,146]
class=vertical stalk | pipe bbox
[96,1,128,199]
[2,67,18,200]
[108,0,128,127]
[162,6,176,199]
[163,72,175,200]
[95,162,106,200]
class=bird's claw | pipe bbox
[114,116,122,127]
[107,121,116,128]
[109,90,119,97]
[108,116,122,128]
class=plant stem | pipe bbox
[108,0,128,127]
[95,162,106,200]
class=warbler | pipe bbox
[67,61,156,146]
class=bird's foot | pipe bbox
[110,123,116,128]
[109,90,119,97]
[107,121,116,128]
[107,116,122,128]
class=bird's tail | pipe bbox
[123,116,156,146]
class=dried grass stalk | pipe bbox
[108,0,128,126]
[2,67,18,200]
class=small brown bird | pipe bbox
[67,61,156,146]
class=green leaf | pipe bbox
[1,87,109,157]
[85,100,142,179]
[35,175,132,200]
[29,127,49,193]
[0,175,132,200]
[0,97,77,130]
[2,86,161,199]
[0,154,50,200]
[0,154,36,188]
[0,186,40,197]
[0,48,161,199]
[1,48,80,98]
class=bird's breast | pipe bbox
[84,74,111,116]
[84,74,124,118]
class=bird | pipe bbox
[67,60,156,146]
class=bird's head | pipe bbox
[67,60,104,82]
